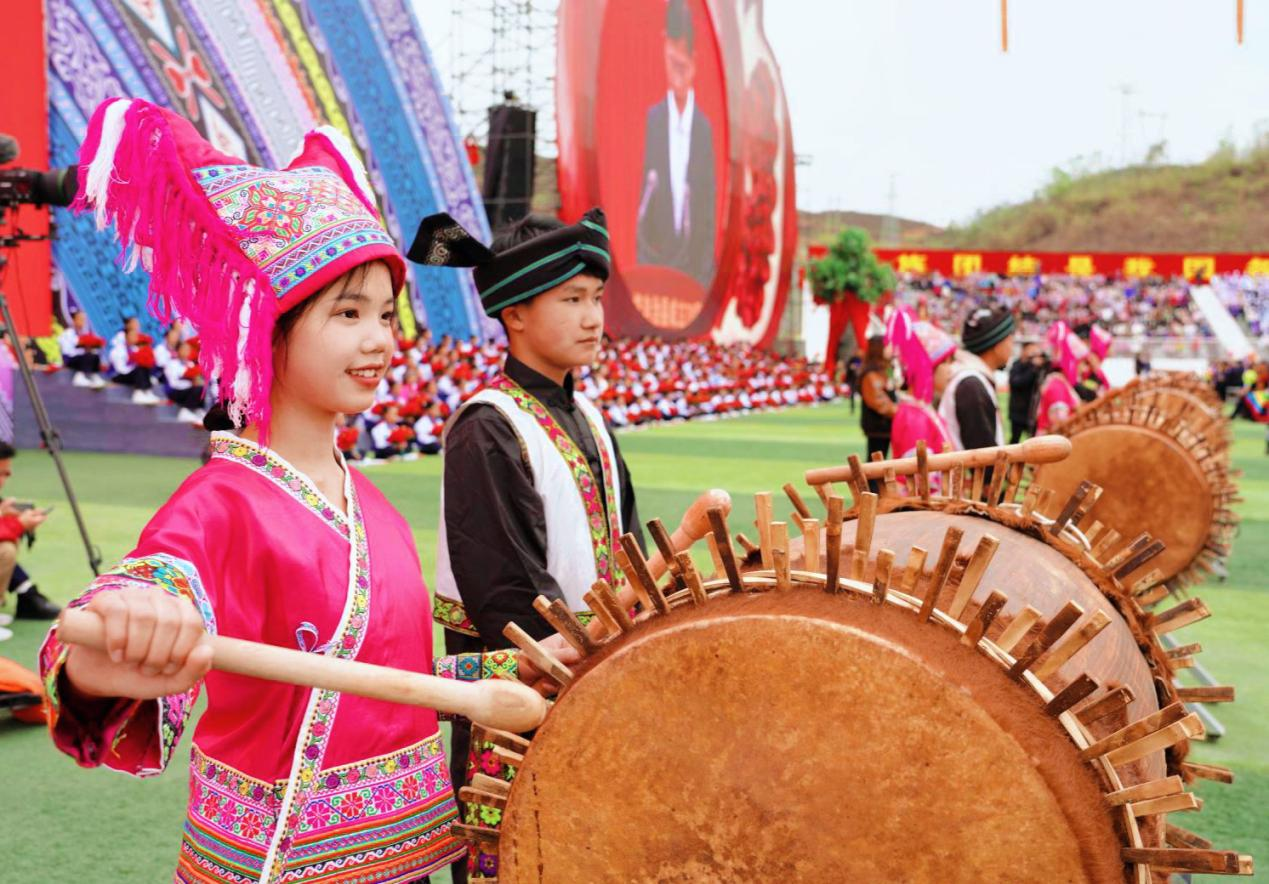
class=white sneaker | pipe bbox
[0,625,11,642]
[132,389,159,405]
[177,407,202,424]
[0,612,12,626]
[72,372,91,387]
[90,374,107,389]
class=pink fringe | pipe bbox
[886,306,935,403]
[74,101,278,433]
[1046,321,1089,385]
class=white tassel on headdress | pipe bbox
[83,99,133,231]
[229,277,255,425]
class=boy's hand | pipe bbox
[516,633,582,697]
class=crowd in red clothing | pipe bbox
[897,273,1210,342]
[340,332,846,461]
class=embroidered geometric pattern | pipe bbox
[432,594,479,637]
[432,651,519,685]
[488,374,623,587]
[40,554,216,776]
[205,432,387,882]
[194,164,395,303]
[266,492,372,882]
[209,433,350,540]
[463,736,517,880]
[178,736,462,883]
[432,592,595,637]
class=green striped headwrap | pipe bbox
[408,207,611,316]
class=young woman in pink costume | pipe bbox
[1036,321,1089,433]
[39,98,566,884]
[885,308,958,490]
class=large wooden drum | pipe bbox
[495,578,1129,883]
[462,444,1250,882]
[1036,373,1237,587]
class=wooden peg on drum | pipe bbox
[804,435,1073,488]
[58,607,548,733]
[582,489,731,641]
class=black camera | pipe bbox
[0,133,78,209]
[0,166,78,208]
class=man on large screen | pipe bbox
[636,0,716,287]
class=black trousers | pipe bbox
[171,386,205,409]
[1009,422,1032,445]
[65,353,100,373]
[112,366,152,391]
[865,435,890,494]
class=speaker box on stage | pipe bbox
[483,102,537,231]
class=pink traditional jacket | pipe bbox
[1037,372,1080,434]
[40,432,507,883]
[891,397,952,493]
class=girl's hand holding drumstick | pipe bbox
[58,599,549,732]
[63,586,212,701]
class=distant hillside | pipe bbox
[924,142,1269,252]
[797,210,943,250]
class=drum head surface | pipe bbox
[498,594,1122,883]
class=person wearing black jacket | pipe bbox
[1007,341,1044,443]
[858,335,897,462]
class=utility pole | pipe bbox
[1117,83,1135,167]
[880,173,899,247]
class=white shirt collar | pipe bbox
[667,89,695,130]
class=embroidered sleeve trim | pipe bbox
[40,554,216,777]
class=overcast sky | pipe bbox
[414,1,1269,227]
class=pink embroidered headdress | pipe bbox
[73,97,406,428]
[1088,324,1112,361]
[1045,321,1089,384]
[886,306,956,403]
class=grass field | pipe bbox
[0,402,1263,882]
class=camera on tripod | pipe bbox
[0,133,78,210]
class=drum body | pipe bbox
[496,588,1127,883]
[1034,425,1212,584]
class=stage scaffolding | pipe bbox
[444,1,560,216]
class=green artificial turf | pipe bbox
[0,403,1263,881]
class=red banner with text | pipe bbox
[868,248,1269,282]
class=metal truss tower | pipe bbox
[446,1,559,159]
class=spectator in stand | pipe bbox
[1134,348,1152,377]
[1007,340,1045,443]
[336,415,364,462]
[163,338,206,424]
[58,310,107,389]
[858,335,897,463]
[414,402,445,455]
[370,403,412,460]
[0,443,59,641]
[108,316,160,404]
[153,324,183,375]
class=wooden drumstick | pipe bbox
[57,607,548,733]
[804,435,1072,486]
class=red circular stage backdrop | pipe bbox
[557,0,797,346]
